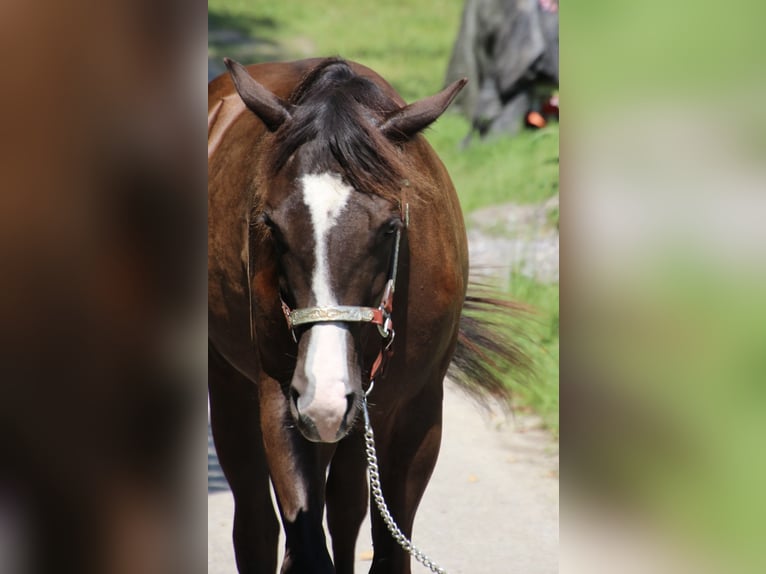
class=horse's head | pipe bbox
[226,58,465,442]
[260,172,401,443]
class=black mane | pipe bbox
[269,58,410,199]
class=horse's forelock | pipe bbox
[267,59,425,202]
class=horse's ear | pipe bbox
[224,58,292,132]
[380,78,467,140]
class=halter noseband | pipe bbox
[279,203,408,383]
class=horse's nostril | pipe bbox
[290,387,300,410]
[344,393,356,422]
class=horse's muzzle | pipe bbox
[289,387,358,443]
[288,323,361,442]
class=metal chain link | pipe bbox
[362,396,448,574]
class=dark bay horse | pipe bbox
[208,57,525,574]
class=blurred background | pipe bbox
[1,1,208,573]
[562,2,766,573]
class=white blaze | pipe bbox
[298,172,353,441]
[302,172,352,305]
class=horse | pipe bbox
[208,57,527,574]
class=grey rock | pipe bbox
[468,195,559,284]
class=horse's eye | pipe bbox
[260,212,276,229]
[261,213,289,252]
[381,218,402,237]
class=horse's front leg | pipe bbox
[326,429,368,574]
[208,347,279,574]
[259,374,336,574]
[367,383,444,574]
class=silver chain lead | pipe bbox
[362,395,448,574]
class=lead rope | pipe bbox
[362,392,448,574]
[361,201,447,573]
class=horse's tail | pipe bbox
[448,283,533,408]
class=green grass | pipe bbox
[426,115,559,212]
[209,0,559,432]
[506,274,559,435]
[209,0,465,102]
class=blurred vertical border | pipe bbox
[562,1,766,573]
[0,1,208,572]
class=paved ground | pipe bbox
[208,384,558,574]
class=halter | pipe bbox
[279,203,409,384]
